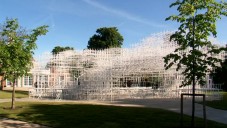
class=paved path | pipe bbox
[104,98,227,125]
[0,118,49,128]
[0,98,227,127]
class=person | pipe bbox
[34,82,38,88]
[127,80,132,87]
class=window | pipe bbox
[6,79,17,86]
[24,76,33,86]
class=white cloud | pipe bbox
[31,14,55,31]
[83,0,166,28]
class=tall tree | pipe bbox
[51,46,74,55]
[0,18,48,109]
[164,0,227,127]
[87,27,123,50]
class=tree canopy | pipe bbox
[164,0,227,87]
[51,46,74,55]
[0,18,48,109]
[87,27,123,50]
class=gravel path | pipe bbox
[0,118,49,128]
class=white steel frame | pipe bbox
[29,32,225,101]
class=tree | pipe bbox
[164,0,227,127]
[0,18,48,109]
[211,59,227,91]
[51,46,74,55]
[87,27,123,50]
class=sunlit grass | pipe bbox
[0,90,28,99]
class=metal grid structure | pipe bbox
[29,32,225,101]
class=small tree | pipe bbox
[51,46,74,55]
[0,18,48,109]
[87,27,123,50]
[164,0,227,127]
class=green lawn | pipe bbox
[0,102,226,128]
[0,90,28,99]
[204,92,227,110]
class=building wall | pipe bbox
[5,76,33,87]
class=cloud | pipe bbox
[47,0,86,17]
[31,14,55,31]
[83,0,166,28]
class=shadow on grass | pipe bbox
[12,103,226,128]
[197,92,227,110]
[18,104,177,128]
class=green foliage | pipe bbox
[164,0,227,87]
[0,18,48,109]
[51,46,74,55]
[211,59,227,91]
[0,18,48,82]
[69,69,82,78]
[87,27,124,50]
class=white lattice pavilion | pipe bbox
[29,32,225,100]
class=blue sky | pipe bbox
[0,0,227,56]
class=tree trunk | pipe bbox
[191,14,196,128]
[192,79,195,127]
[0,76,5,90]
[1,80,4,90]
[11,79,16,109]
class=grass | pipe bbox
[0,102,227,128]
[0,90,29,99]
[204,92,227,110]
